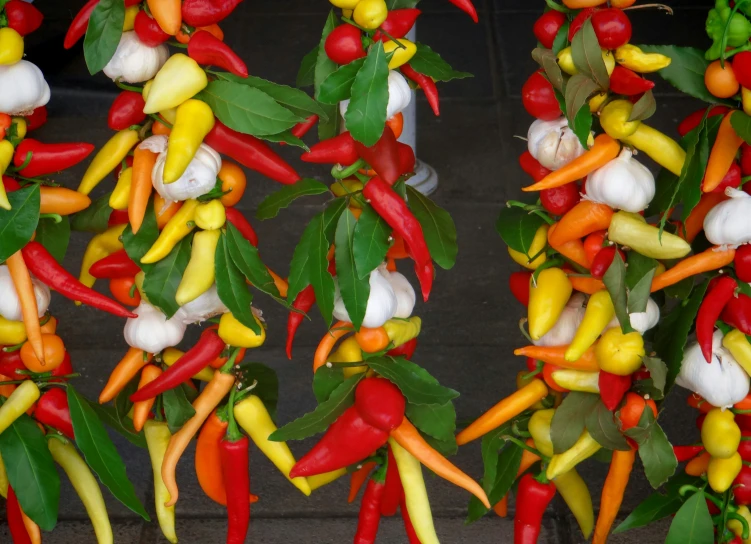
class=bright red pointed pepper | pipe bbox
[182,0,243,26]
[447,0,478,23]
[609,66,655,96]
[678,106,730,137]
[362,177,434,302]
[188,30,249,78]
[590,246,625,279]
[673,445,704,462]
[25,107,47,132]
[7,486,31,544]
[221,435,251,544]
[89,249,141,279]
[400,64,440,117]
[225,207,259,247]
[286,285,316,360]
[355,377,405,432]
[736,244,751,283]
[375,9,421,41]
[64,0,141,49]
[130,329,226,402]
[108,209,130,227]
[711,162,742,194]
[133,10,170,46]
[401,498,421,544]
[290,115,319,140]
[301,132,359,165]
[380,446,403,517]
[354,127,401,185]
[533,10,566,49]
[698,276,738,362]
[34,388,75,439]
[108,91,147,131]
[21,242,137,319]
[387,337,417,359]
[324,25,366,65]
[4,0,44,36]
[355,477,386,543]
[397,142,416,174]
[509,272,531,306]
[13,139,95,178]
[205,120,300,185]
[514,474,556,544]
[569,8,596,40]
[599,371,632,411]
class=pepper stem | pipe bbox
[225,382,243,442]
[505,436,549,463]
[219,346,241,374]
[7,151,32,172]
[115,79,144,93]
[331,159,366,180]
[149,114,173,129]
[39,214,63,224]
[621,4,673,14]
[728,511,751,541]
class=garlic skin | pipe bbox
[533,293,586,347]
[175,285,228,325]
[339,70,412,122]
[606,297,660,334]
[704,188,751,247]
[0,60,50,115]
[385,269,416,319]
[139,136,221,202]
[124,302,187,353]
[333,266,398,328]
[676,330,749,409]
[527,117,587,171]
[0,266,50,321]
[585,149,655,212]
[103,31,169,83]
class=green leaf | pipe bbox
[70,192,113,233]
[571,19,609,89]
[664,489,714,544]
[262,130,309,150]
[366,356,459,406]
[552,21,570,55]
[35,216,70,263]
[423,433,458,457]
[309,214,336,326]
[226,222,282,301]
[352,203,391,279]
[335,209,370,330]
[0,413,59,530]
[314,12,341,140]
[83,0,124,75]
[142,236,191,318]
[313,365,345,403]
[318,103,340,141]
[585,400,631,451]
[495,205,545,255]
[215,232,260,334]
[270,373,365,441]
[633,410,678,489]
[406,185,458,270]
[402,364,457,442]
[85,400,146,448]
[603,252,634,334]
[67,386,149,520]
[466,438,522,523]
[629,90,657,122]
[550,392,600,454]
[197,81,304,137]
[678,118,711,227]
[564,74,598,147]
[297,46,318,88]
[256,178,329,220]
[318,58,366,104]
[625,251,657,291]
[642,356,668,395]
[114,377,138,431]
[646,168,679,218]
[628,269,655,314]
[235,362,279,420]
[122,201,159,269]
[162,386,196,434]
[731,110,751,145]
[345,41,390,146]
[386,0,419,7]
[0,184,39,262]
[532,48,565,92]
[409,43,472,83]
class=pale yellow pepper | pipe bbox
[383,316,421,348]
[141,199,199,264]
[194,200,226,230]
[607,211,691,259]
[308,469,347,491]
[175,229,220,305]
[508,224,548,270]
[0,316,27,345]
[144,420,178,544]
[551,369,601,393]
[0,28,24,65]
[383,39,418,69]
[0,381,39,435]
[595,327,645,376]
[143,54,208,114]
[547,430,602,480]
[528,268,572,341]
[218,312,266,348]
[723,329,751,376]
[109,167,133,210]
[557,46,615,76]
[78,130,140,195]
[614,44,671,73]
[565,290,615,362]
[164,99,215,183]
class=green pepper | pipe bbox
[706,0,751,60]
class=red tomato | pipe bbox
[735,244,751,283]
[533,10,566,49]
[540,183,580,216]
[522,71,561,121]
[591,8,632,49]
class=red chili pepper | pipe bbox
[108,209,130,227]
[400,64,440,117]
[447,0,478,23]
[301,131,359,165]
[698,276,737,362]
[133,10,170,46]
[678,106,730,137]
[734,464,751,505]
[51,351,74,383]
[598,371,632,411]
[290,115,319,140]
[609,66,655,96]
[205,120,300,185]
[89,249,141,279]
[7,486,31,544]
[672,445,704,462]
[533,10,566,49]
[355,477,386,543]
[188,30,249,78]
[514,474,556,544]
[225,207,259,247]
[400,499,421,544]
[711,162,742,194]
[734,52,751,89]
[286,285,316,360]
[354,127,401,185]
[387,337,417,359]
[108,91,147,131]
[589,246,624,279]
[64,0,141,49]
[519,151,551,182]
[355,377,405,432]
[742,144,751,178]
[12,139,95,179]
[363,177,434,302]
[182,0,243,26]
[220,435,251,544]
[4,0,44,36]
[3,175,20,192]
[130,329,226,402]
[380,446,403,517]
[21,242,137,319]
[736,245,751,283]
[375,9,421,41]
[540,184,580,216]
[35,388,75,439]
[397,142,416,175]
[0,350,26,380]
[25,106,47,131]
[522,70,562,121]
[289,406,389,478]
[324,25,366,65]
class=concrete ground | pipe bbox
[0,0,712,541]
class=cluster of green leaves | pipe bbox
[83,0,124,75]
[0,184,40,262]
[71,191,114,234]
[495,200,548,257]
[603,251,657,334]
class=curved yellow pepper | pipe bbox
[0,381,39,435]
[557,46,615,77]
[708,452,742,493]
[194,200,226,230]
[218,312,266,348]
[175,229,220,305]
[141,199,199,264]
[383,39,418,69]
[565,290,615,362]
[0,316,27,345]
[595,327,645,376]
[143,420,178,544]
[614,44,671,73]
[0,28,24,65]
[702,408,741,459]
[78,129,140,195]
[723,329,751,376]
[508,224,548,270]
[0,140,14,210]
[164,99,215,183]
[551,368,601,393]
[383,316,422,348]
[78,224,127,291]
[143,54,208,114]
[109,167,133,210]
[123,5,138,31]
[547,430,602,480]
[163,348,214,381]
[329,336,368,378]
[528,267,572,341]
[600,100,685,175]
[308,469,347,491]
[607,211,691,259]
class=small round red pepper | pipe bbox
[34,388,75,439]
[324,25,366,65]
[374,9,421,42]
[134,10,170,46]
[522,70,561,121]
[355,377,406,432]
[533,10,566,49]
[4,0,44,36]
[540,183,580,216]
[590,246,625,279]
[591,8,632,49]
[108,91,147,131]
[514,474,556,544]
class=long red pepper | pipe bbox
[13,139,95,178]
[89,249,141,279]
[220,436,251,544]
[5,0,44,36]
[108,91,147,131]
[363,177,434,302]
[286,285,316,359]
[21,242,137,319]
[448,0,478,22]
[7,486,31,544]
[354,127,401,185]
[678,106,730,137]
[375,9,421,41]
[598,371,632,411]
[63,0,141,49]
[25,107,47,132]
[188,31,249,78]
[519,151,551,182]
[380,446,402,516]
[182,0,243,26]
[698,276,737,362]
[609,66,655,96]
[130,329,225,402]
[301,132,359,165]
[34,388,75,439]
[401,64,440,116]
[514,474,556,544]
[225,207,259,247]
[400,499,421,544]
[290,115,319,140]
[673,445,704,462]
[387,337,417,359]
[205,120,300,185]
[355,478,386,544]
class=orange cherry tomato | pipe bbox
[354,326,390,353]
[154,194,182,229]
[20,334,66,373]
[218,161,247,207]
[387,112,404,139]
[619,392,658,430]
[110,276,141,307]
[40,316,57,335]
[705,60,740,99]
[583,230,607,265]
[176,24,224,43]
[542,364,567,393]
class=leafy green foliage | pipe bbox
[83,0,124,74]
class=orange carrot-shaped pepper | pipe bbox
[39,187,91,216]
[592,448,635,544]
[99,348,153,403]
[682,192,728,242]
[548,223,591,269]
[549,202,614,247]
[569,275,606,295]
[312,321,354,372]
[685,451,711,476]
[132,365,162,432]
[651,247,736,292]
[703,113,744,193]
[6,252,44,364]
[146,0,181,35]
[129,147,157,234]
[513,345,600,372]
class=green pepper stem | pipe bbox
[7,151,32,172]
[225,383,243,442]
[219,346,242,374]
[115,80,144,93]
[506,435,549,463]
[149,114,173,129]
[39,213,63,224]
[728,511,751,540]
[331,159,366,180]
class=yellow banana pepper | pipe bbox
[144,420,178,544]
[383,39,418,69]
[508,224,548,270]
[702,408,741,459]
[143,54,208,114]
[164,99,215,183]
[308,469,347,491]
[0,452,7,498]
[0,28,24,65]
[78,129,140,195]
[194,200,226,230]
[729,505,751,544]
[330,0,359,7]
[109,167,133,210]
[162,348,214,382]
[528,268,572,341]
[140,199,199,264]
[383,317,422,348]
[78,224,127,291]
[331,179,364,204]
[0,139,14,210]
[614,44,671,73]
[175,229,220,305]
[607,211,691,259]
[0,381,39,435]
[234,395,312,495]
[600,100,685,175]
[589,92,608,113]
[0,316,27,345]
[595,327,645,376]
[547,430,602,480]
[708,452,742,493]
[123,5,138,30]
[328,336,367,378]
[551,369,600,393]
[557,46,615,76]
[565,290,615,362]
[218,312,266,348]
[723,329,751,376]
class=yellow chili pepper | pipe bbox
[508,224,548,270]
[194,199,226,230]
[234,395,312,496]
[331,179,364,203]
[0,28,24,65]
[528,267,573,341]
[78,129,140,195]
[600,100,685,175]
[328,336,368,377]
[217,312,266,348]
[308,468,347,491]
[48,438,114,544]
[109,167,133,210]
[123,5,138,30]
[383,39,418,69]
[723,329,751,376]
[595,327,645,376]
[143,54,208,114]
[728,505,751,544]
[0,316,27,345]
[383,317,421,348]
[615,44,671,73]
[607,211,691,259]
[565,290,615,362]
[589,92,609,113]
[551,369,601,393]
[388,438,440,544]
[557,46,615,76]
[743,88,751,117]
[0,381,40,435]
[702,408,741,459]
[162,348,214,382]
[144,420,178,544]
[140,199,199,264]
[547,430,602,480]
[0,139,14,210]
[708,452,743,493]
[78,224,127,292]
[330,0,360,7]
[0,452,7,498]
[175,229,220,305]
[164,99,215,183]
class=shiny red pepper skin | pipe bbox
[188,31,249,78]
[355,478,385,544]
[734,52,751,89]
[711,162,742,194]
[182,0,243,26]
[0,350,73,382]
[569,8,596,40]
[35,388,75,439]
[133,11,170,47]
[400,64,440,116]
[509,271,531,306]
[225,207,259,247]
[447,0,478,23]
[698,276,737,362]
[108,91,147,131]
[4,0,44,36]
[387,337,418,359]
[355,378,405,432]
[591,8,632,49]
[599,371,632,410]
[205,120,300,185]
[514,474,556,544]
[522,70,562,121]
[21,242,137,319]
[533,10,566,49]
[400,498,421,544]
[108,209,130,227]
[301,132,359,165]
[89,249,141,279]
[519,151,551,182]
[13,139,95,178]
[397,142,416,175]
[324,25,366,65]
[354,127,401,185]
[609,66,655,96]
[672,445,704,462]
[590,246,625,279]
[7,486,31,544]
[380,446,403,517]
[375,9,421,42]
[221,436,251,544]
[736,244,751,283]
[130,329,226,402]
[286,285,316,360]
[25,106,47,131]
[363,177,434,302]
[3,175,20,192]
[64,0,141,49]
[678,106,730,137]
[290,115,319,140]
[289,406,389,478]
[540,184,580,216]
[734,464,751,505]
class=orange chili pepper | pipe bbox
[40,316,57,335]
[6,252,44,365]
[688,393,714,413]
[152,119,171,136]
[493,495,508,517]
[99,348,153,403]
[387,234,409,260]
[386,257,397,271]
[153,194,182,230]
[518,438,541,475]
[312,321,354,372]
[146,0,181,35]
[267,268,288,299]
[176,23,224,43]
[132,364,162,432]
[0,374,16,398]
[568,275,606,295]
[348,461,376,503]
[21,506,41,544]
[354,326,390,353]
[548,223,591,268]
[683,192,728,243]
[513,345,600,372]
[387,112,404,139]
[542,364,569,392]
[129,147,157,234]
[549,201,614,247]
[735,394,751,411]
[651,247,736,292]
[523,135,620,192]
[583,230,607,265]
[703,113,744,192]
[39,187,91,216]
[563,0,606,6]
[592,448,636,544]
[685,451,711,476]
